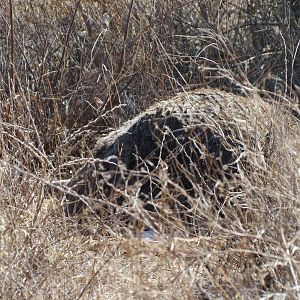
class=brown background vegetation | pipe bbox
[0,1,300,299]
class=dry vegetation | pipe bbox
[0,0,300,299]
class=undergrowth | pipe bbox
[0,1,300,299]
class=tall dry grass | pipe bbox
[0,1,300,299]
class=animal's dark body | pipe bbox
[64,89,269,233]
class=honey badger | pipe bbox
[63,89,270,233]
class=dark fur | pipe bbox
[65,113,240,223]
[64,90,254,231]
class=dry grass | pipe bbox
[1,91,300,299]
[1,1,300,299]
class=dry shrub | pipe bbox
[0,0,300,299]
[1,0,299,158]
